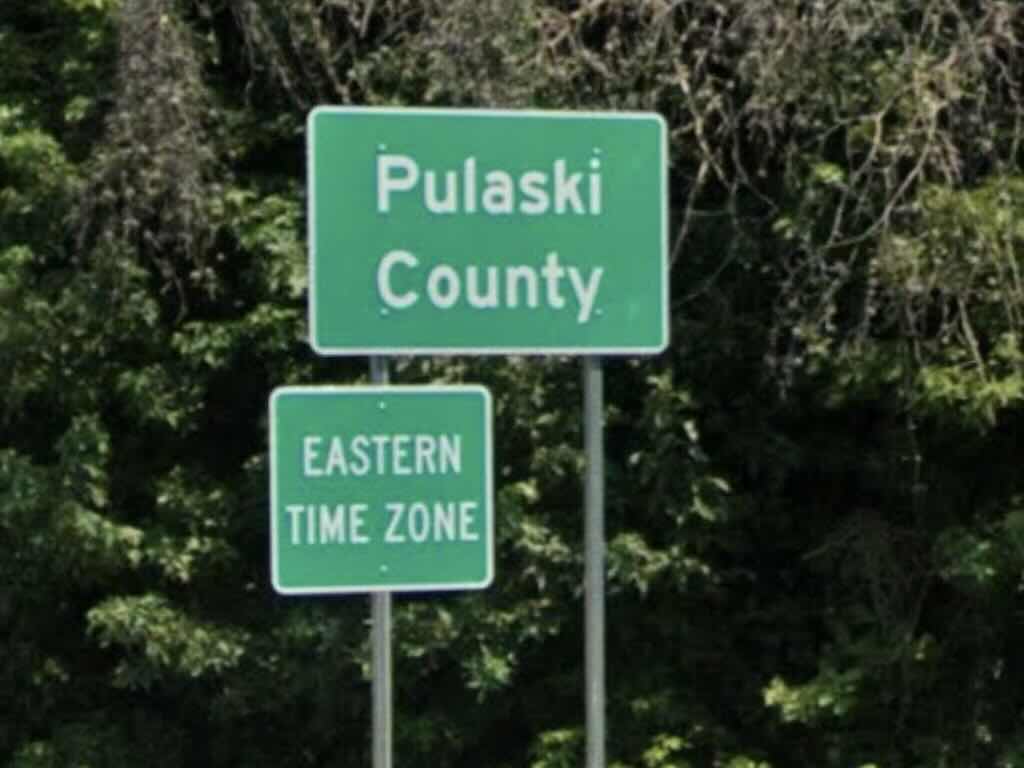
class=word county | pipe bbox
[373,153,606,323]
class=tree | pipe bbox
[3,1,1024,767]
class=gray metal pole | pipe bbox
[370,357,393,768]
[582,356,606,768]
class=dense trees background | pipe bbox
[3,1,1024,766]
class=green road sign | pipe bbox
[269,386,493,594]
[308,107,668,355]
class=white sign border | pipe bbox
[307,106,670,357]
[269,384,495,595]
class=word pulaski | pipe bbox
[377,154,603,216]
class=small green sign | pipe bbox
[308,107,668,355]
[269,386,493,594]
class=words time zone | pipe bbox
[283,500,481,545]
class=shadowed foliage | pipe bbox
[3,1,1024,766]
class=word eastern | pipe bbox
[302,432,461,477]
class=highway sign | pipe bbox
[308,107,668,355]
[269,385,493,594]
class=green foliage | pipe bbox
[86,594,247,690]
[530,729,583,768]
[763,667,864,724]
[0,113,73,245]
[638,734,692,768]
[10,715,185,768]
[4,1,1024,767]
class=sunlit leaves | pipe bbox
[763,666,864,724]
[0,113,73,240]
[5,1,1024,767]
[87,594,248,690]
[224,187,307,300]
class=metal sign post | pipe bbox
[371,589,392,768]
[583,356,605,768]
[299,106,667,768]
[370,357,393,768]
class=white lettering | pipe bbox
[295,434,462,476]
[433,501,457,541]
[482,170,514,214]
[372,435,390,472]
[439,435,462,474]
[466,265,499,309]
[375,155,602,216]
[459,500,479,541]
[506,265,539,310]
[350,435,370,476]
[385,502,405,543]
[286,504,304,545]
[426,265,460,309]
[303,436,323,477]
[464,157,477,213]
[589,156,602,215]
[425,170,458,214]
[377,250,419,309]
[553,159,584,214]
[350,503,369,544]
[282,503,371,545]
[415,435,437,474]
[408,502,430,543]
[325,437,348,475]
[568,266,604,323]
[392,434,411,475]
[519,171,549,215]
[380,499,480,543]
[541,251,566,310]
[375,250,605,322]
[377,154,419,212]
[319,504,347,543]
